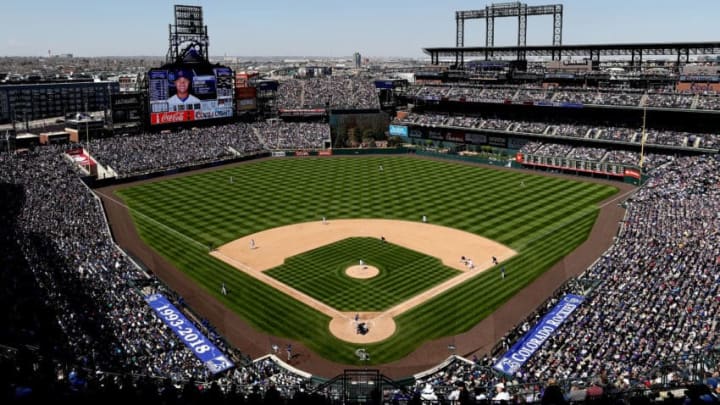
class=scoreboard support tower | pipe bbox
[167,5,210,64]
[455,2,563,65]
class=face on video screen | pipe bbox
[174,76,191,98]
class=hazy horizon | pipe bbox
[3,1,720,58]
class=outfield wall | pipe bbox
[86,147,638,191]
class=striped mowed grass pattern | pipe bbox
[116,156,617,365]
[265,237,461,311]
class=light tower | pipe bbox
[167,5,210,64]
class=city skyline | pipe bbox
[2,0,720,58]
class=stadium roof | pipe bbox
[423,41,720,60]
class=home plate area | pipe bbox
[328,312,396,344]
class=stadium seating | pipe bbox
[395,112,720,149]
[89,122,330,177]
[2,129,718,403]
[277,77,380,110]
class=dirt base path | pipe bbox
[216,219,515,273]
[212,219,516,344]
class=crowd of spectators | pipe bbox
[445,86,483,103]
[645,89,696,109]
[565,146,607,162]
[404,349,718,403]
[277,77,379,110]
[404,83,720,111]
[515,87,551,103]
[398,112,452,127]
[276,79,304,109]
[408,84,652,107]
[444,115,483,129]
[410,85,450,100]
[480,118,514,132]
[596,126,638,142]
[87,122,331,178]
[253,121,331,150]
[3,124,720,402]
[598,89,644,107]
[512,120,549,134]
[523,141,574,158]
[0,146,214,386]
[410,357,511,403]
[519,142,676,172]
[477,86,519,103]
[554,89,603,105]
[600,150,675,171]
[496,154,720,389]
[394,112,720,149]
[695,94,720,111]
[88,124,261,177]
[643,129,691,148]
[551,123,597,139]
[0,147,316,403]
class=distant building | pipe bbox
[117,74,141,92]
[297,66,332,77]
[353,52,362,69]
[0,81,118,124]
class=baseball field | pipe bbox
[112,156,618,366]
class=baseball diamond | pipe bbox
[108,156,618,369]
[212,225,516,343]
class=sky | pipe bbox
[1,0,720,58]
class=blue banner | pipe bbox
[560,102,584,109]
[145,294,234,374]
[493,294,584,375]
[374,80,395,89]
[389,125,409,136]
[534,101,584,109]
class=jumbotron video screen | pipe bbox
[148,64,233,125]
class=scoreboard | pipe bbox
[148,64,234,126]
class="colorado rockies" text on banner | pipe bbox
[145,293,234,374]
[493,294,585,375]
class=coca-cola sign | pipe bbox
[151,111,195,125]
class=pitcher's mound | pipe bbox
[345,265,379,279]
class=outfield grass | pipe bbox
[265,237,461,311]
[116,156,617,365]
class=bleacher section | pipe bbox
[405,83,720,110]
[394,112,720,150]
[277,77,380,111]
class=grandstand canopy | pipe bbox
[424,41,720,66]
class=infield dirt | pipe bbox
[211,219,516,344]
